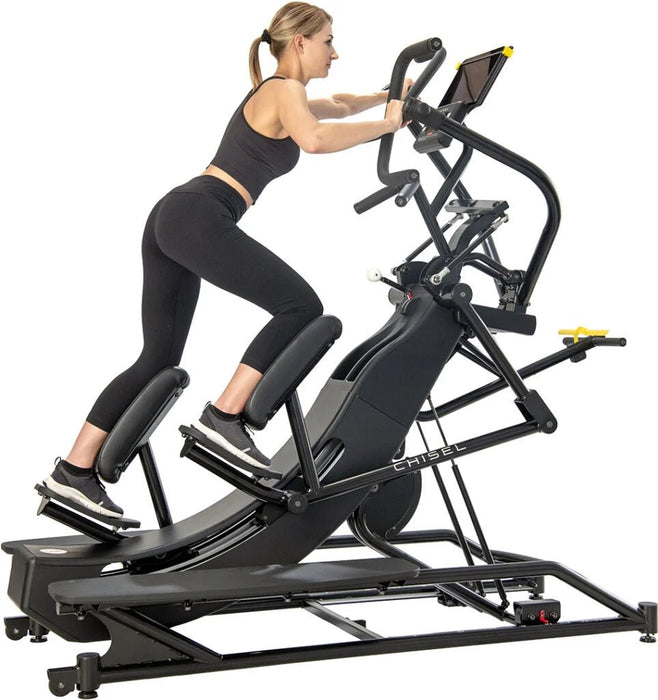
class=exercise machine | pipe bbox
[3,37,655,698]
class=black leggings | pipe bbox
[87,176,323,432]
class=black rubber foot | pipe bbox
[78,693,98,699]
[30,635,48,643]
[640,634,656,643]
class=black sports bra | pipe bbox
[209,76,300,202]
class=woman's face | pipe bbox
[303,21,338,78]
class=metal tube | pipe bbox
[285,392,321,494]
[139,443,172,528]
[308,421,539,503]
[421,336,603,420]
[436,118,561,308]
[413,186,451,256]
[95,618,642,686]
[430,144,473,217]
[454,298,529,399]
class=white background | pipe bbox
[1,0,656,697]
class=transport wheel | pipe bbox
[355,472,422,539]
[5,625,25,641]
[48,679,72,697]
[4,618,28,641]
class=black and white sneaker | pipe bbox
[192,403,271,469]
[44,458,124,519]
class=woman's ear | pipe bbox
[292,33,305,54]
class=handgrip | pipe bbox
[407,48,447,102]
[354,185,399,214]
[413,37,444,64]
[388,37,442,100]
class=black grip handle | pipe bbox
[354,185,399,214]
[413,38,445,64]
[388,37,442,101]
[592,337,627,347]
[407,48,447,102]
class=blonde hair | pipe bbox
[249,2,332,88]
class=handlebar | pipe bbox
[377,37,443,188]
[354,38,444,214]
[387,37,443,100]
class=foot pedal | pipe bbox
[179,425,283,480]
[35,484,141,530]
[514,599,561,626]
[445,199,509,217]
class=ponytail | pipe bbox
[248,37,264,89]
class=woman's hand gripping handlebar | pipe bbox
[354,38,445,215]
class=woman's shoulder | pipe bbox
[264,76,307,99]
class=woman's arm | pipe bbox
[308,79,414,120]
[308,91,387,120]
[277,80,402,154]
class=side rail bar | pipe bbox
[403,99,561,309]
[419,334,627,421]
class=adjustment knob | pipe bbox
[367,268,382,282]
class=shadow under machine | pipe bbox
[3,37,655,698]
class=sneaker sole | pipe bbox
[44,476,123,519]
[191,420,271,469]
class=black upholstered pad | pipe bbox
[472,304,536,335]
[49,558,418,607]
[244,315,342,429]
[97,366,189,483]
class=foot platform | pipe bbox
[35,484,141,531]
[179,425,283,480]
[49,558,420,608]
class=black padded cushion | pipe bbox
[96,367,189,484]
[244,315,342,429]
[472,304,536,336]
[49,558,419,607]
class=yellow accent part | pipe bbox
[559,327,609,343]
[456,62,461,71]
[503,46,514,58]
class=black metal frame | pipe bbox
[43,560,655,697]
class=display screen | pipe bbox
[440,47,510,110]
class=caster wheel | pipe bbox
[6,625,26,641]
[5,617,31,641]
[49,679,72,697]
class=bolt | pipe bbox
[58,683,65,690]
[546,421,554,429]
[460,291,466,297]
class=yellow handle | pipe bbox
[558,327,609,343]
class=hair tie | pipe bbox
[261,29,272,45]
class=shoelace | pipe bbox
[240,420,258,448]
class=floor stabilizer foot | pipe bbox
[639,601,657,642]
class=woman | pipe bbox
[43,1,407,519]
